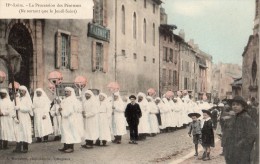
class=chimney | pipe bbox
[179,29,185,40]
[160,7,168,24]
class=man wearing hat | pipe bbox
[125,95,142,144]
[188,112,202,156]
[201,109,214,161]
[224,96,257,164]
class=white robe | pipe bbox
[83,98,99,141]
[148,101,160,133]
[32,98,53,138]
[176,97,185,126]
[50,102,61,136]
[97,100,112,141]
[75,100,84,140]
[0,98,15,141]
[157,101,167,129]
[14,96,33,143]
[111,99,127,136]
[138,100,151,134]
[60,96,81,144]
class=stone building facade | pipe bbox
[241,0,259,100]
[0,0,162,96]
[212,63,242,100]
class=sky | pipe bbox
[162,0,255,65]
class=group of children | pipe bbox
[188,109,214,161]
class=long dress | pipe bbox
[112,99,127,136]
[60,96,81,144]
[14,96,33,143]
[138,100,151,134]
[0,97,16,142]
[83,98,99,141]
[97,100,112,141]
[33,98,53,138]
[50,102,61,136]
[148,101,160,133]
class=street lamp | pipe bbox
[74,75,87,96]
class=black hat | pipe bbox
[202,109,212,117]
[129,95,136,100]
[188,113,201,118]
[229,96,247,107]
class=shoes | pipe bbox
[64,148,74,153]
[129,141,134,144]
[81,145,93,149]
[194,153,198,156]
[133,141,138,144]
[58,147,66,152]
[21,150,28,153]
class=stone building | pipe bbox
[0,0,162,96]
[107,0,162,95]
[158,8,179,96]
[241,0,259,100]
[212,63,242,100]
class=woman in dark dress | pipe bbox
[224,96,257,164]
[201,109,214,161]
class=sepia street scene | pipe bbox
[0,0,259,164]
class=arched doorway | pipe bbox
[8,23,33,90]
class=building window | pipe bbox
[163,47,168,62]
[153,4,155,13]
[194,62,196,73]
[143,19,146,43]
[121,5,125,34]
[61,33,70,68]
[173,70,178,86]
[144,0,146,8]
[181,60,184,71]
[144,56,147,62]
[162,69,166,86]
[192,79,194,90]
[96,42,104,71]
[184,77,188,89]
[121,49,126,56]
[169,70,172,85]
[133,12,137,39]
[153,23,155,46]
[133,53,137,59]
[169,48,173,62]
[153,58,155,63]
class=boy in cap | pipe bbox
[188,112,202,156]
[125,95,142,144]
[201,109,214,161]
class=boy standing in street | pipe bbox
[125,95,142,144]
[188,112,202,156]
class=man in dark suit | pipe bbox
[125,95,142,144]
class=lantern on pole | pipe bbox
[147,88,156,97]
[48,71,63,117]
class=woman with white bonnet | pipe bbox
[81,90,99,149]
[111,91,126,144]
[96,92,111,146]
[0,89,15,149]
[146,96,160,136]
[32,88,53,142]
[58,87,81,153]
[13,85,33,153]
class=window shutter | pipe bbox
[92,40,97,72]
[70,35,79,70]
[103,42,109,73]
[55,32,62,68]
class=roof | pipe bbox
[242,35,254,57]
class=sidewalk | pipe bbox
[176,139,225,164]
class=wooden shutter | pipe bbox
[55,32,62,68]
[102,42,109,73]
[70,35,79,70]
[92,40,97,72]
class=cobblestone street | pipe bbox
[0,128,226,164]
